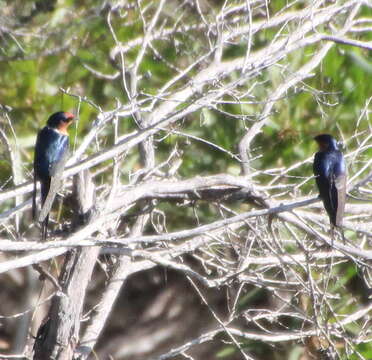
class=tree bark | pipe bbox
[33,170,98,360]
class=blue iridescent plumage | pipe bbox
[34,127,69,180]
[32,111,74,240]
[313,134,346,227]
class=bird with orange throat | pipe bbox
[32,111,74,240]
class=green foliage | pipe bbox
[0,1,371,358]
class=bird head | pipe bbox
[314,134,338,151]
[47,111,74,135]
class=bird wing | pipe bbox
[32,176,38,220]
[334,172,346,227]
[314,151,341,226]
[333,152,347,227]
[326,151,346,227]
[38,140,69,222]
[314,152,333,201]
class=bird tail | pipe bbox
[40,178,51,241]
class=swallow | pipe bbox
[32,111,74,240]
[313,134,346,229]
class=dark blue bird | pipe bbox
[32,111,74,240]
[313,134,346,228]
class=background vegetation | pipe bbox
[0,1,371,359]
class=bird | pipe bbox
[32,111,74,240]
[313,134,346,231]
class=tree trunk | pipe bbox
[33,170,98,360]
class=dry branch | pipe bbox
[0,1,371,359]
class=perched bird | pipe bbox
[32,111,74,240]
[313,134,346,229]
